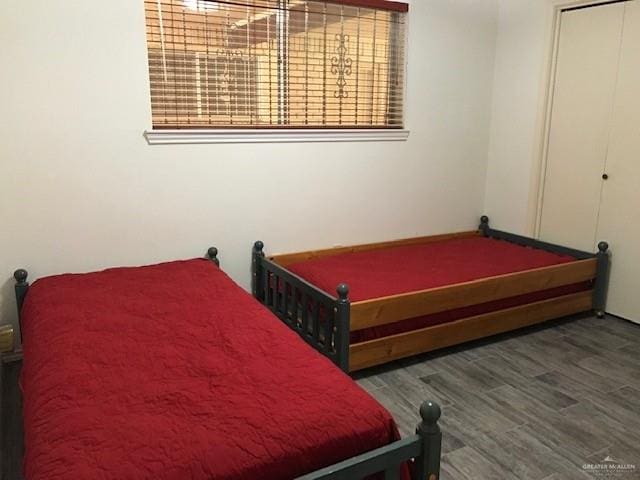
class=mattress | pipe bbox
[20,259,402,480]
[285,236,591,343]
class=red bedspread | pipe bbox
[286,236,589,343]
[20,259,401,480]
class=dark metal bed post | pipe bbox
[206,247,220,267]
[414,401,442,480]
[252,241,265,301]
[479,215,490,236]
[335,283,351,373]
[593,241,610,319]
[14,269,29,342]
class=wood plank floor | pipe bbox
[355,314,640,480]
[2,314,639,479]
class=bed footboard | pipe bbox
[297,400,442,480]
[252,241,350,372]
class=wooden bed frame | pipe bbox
[252,216,611,372]
[13,249,443,480]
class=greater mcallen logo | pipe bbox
[582,456,637,477]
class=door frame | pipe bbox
[529,0,629,237]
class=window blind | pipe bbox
[144,0,407,129]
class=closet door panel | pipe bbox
[596,0,640,322]
[539,4,625,252]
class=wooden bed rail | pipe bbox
[349,290,593,371]
[350,259,597,331]
[296,401,442,480]
[269,231,481,267]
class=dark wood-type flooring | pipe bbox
[356,314,640,479]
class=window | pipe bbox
[148,49,258,120]
[144,0,408,130]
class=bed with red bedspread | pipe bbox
[19,259,404,480]
[285,236,590,343]
[254,219,607,371]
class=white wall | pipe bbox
[484,0,552,234]
[0,0,498,342]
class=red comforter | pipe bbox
[20,259,401,480]
[286,236,589,343]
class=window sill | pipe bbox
[143,128,410,145]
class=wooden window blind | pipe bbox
[144,0,408,129]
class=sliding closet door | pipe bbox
[539,3,625,251]
[595,1,640,322]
